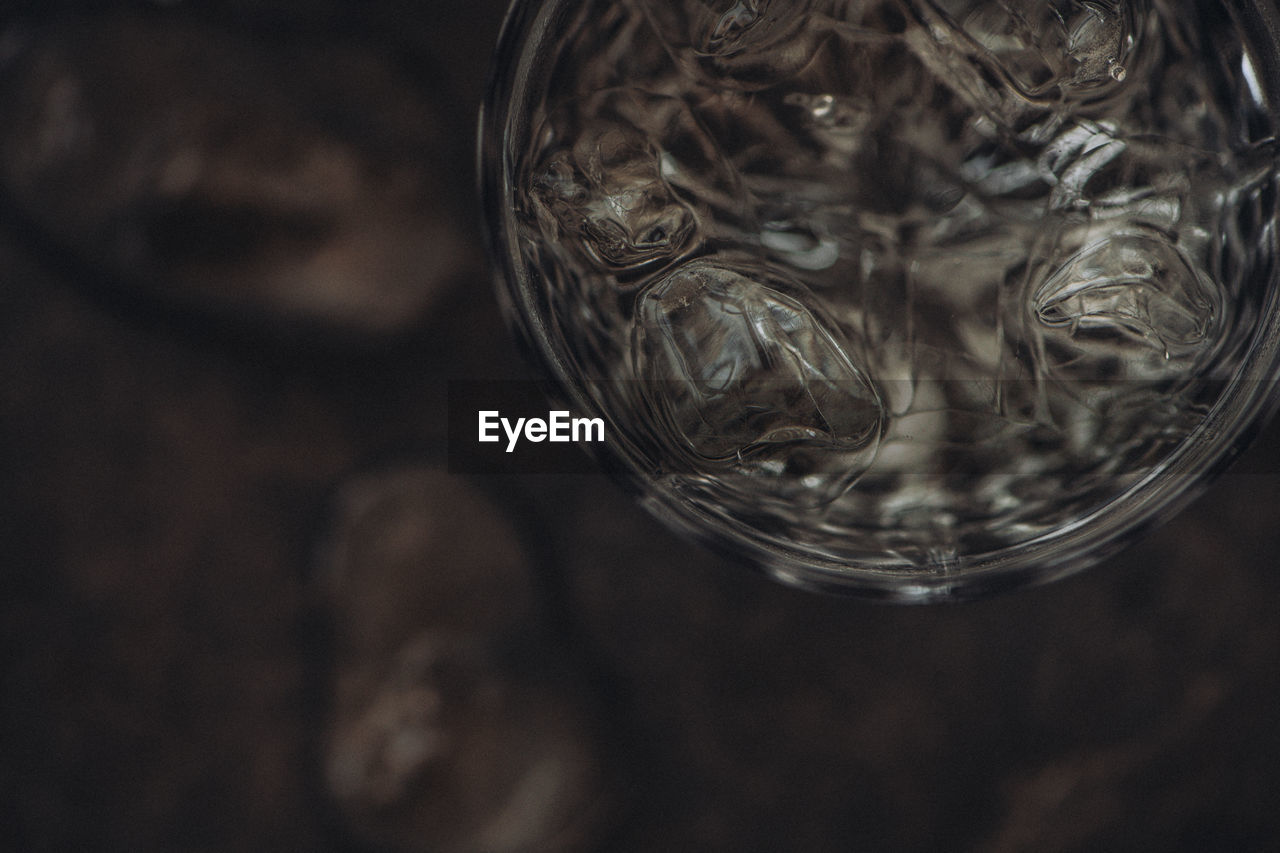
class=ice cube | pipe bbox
[1031,224,1221,374]
[527,88,756,284]
[1038,120,1128,210]
[631,0,828,89]
[903,0,1135,129]
[632,256,885,507]
[528,116,698,281]
[1062,0,1132,87]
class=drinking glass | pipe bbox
[480,0,1280,599]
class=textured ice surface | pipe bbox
[901,0,1135,136]
[928,0,1132,93]
[1033,226,1219,360]
[633,0,827,88]
[633,258,884,506]
[529,111,698,279]
[527,88,755,285]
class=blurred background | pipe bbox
[3,1,1280,850]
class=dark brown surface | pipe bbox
[3,2,1280,851]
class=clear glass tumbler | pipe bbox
[480,0,1280,599]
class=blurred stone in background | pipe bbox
[318,468,612,853]
[2,2,1280,852]
[0,2,477,339]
